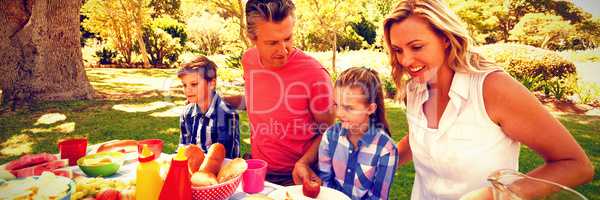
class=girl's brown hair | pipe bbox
[335,67,391,136]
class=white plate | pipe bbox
[268,185,350,200]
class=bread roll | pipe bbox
[217,158,247,183]
[185,145,204,173]
[191,171,218,187]
[199,143,225,176]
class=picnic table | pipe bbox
[74,143,283,200]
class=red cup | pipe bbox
[137,139,163,157]
[58,138,88,166]
[242,159,268,194]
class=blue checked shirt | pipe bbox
[179,91,240,158]
[318,122,398,200]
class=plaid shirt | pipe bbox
[180,91,240,158]
[319,122,398,200]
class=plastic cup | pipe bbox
[242,159,268,194]
[137,139,164,157]
[58,138,88,166]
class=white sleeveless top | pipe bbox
[406,70,520,200]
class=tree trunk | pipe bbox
[331,32,337,75]
[237,0,249,48]
[0,0,95,109]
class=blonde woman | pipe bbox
[382,0,594,199]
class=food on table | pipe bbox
[185,144,205,173]
[50,167,74,178]
[0,171,72,200]
[11,159,69,178]
[77,152,125,177]
[71,177,134,200]
[82,157,113,166]
[217,158,248,183]
[191,170,218,187]
[95,189,122,200]
[0,169,15,180]
[302,179,321,198]
[5,153,57,171]
[97,140,138,153]
[199,143,225,176]
[1,153,71,179]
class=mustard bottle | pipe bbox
[136,144,164,200]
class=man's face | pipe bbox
[252,16,295,69]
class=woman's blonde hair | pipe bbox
[382,0,500,99]
[335,67,391,136]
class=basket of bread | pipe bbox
[186,143,248,200]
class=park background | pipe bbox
[0,0,599,199]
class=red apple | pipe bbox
[96,189,122,200]
[302,179,321,198]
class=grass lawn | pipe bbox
[0,68,598,199]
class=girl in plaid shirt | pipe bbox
[319,67,398,200]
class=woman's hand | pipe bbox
[292,161,322,185]
[459,187,494,200]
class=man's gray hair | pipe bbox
[245,0,296,40]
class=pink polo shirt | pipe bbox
[242,48,333,173]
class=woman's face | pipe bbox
[389,15,449,84]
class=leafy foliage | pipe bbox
[151,0,182,20]
[81,0,152,64]
[185,12,243,55]
[478,43,577,79]
[142,16,186,67]
[478,43,579,99]
[574,81,600,104]
[509,13,577,49]
[448,0,596,49]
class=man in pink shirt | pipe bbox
[237,0,335,186]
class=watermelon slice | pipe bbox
[51,167,73,179]
[5,153,58,171]
[11,159,68,178]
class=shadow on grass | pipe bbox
[0,96,182,164]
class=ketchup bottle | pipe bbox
[158,147,191,200]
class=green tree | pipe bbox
[573,17,600,49]
[186,12,227,55]
[1,0,94,109]
[196,0,249,49]
[448,0,594,45]
[81,0,151,67]
[295,0,367,74]
[151,0,181,20]
[509,13,576,49]
[448,0,504,44]
[143,16,186,67]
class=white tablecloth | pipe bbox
[74,145,284,199]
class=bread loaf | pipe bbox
[191,171,218,187]
[198,143,225,176]
[185,145,204,173]
[217,158,247,183]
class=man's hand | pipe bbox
[292,161,322,185]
